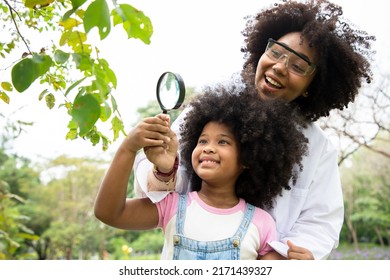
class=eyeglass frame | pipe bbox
[265,38,317,76]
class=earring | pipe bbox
[302,92,309,97]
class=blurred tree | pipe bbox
[0,148,39,259]
[340,132,390,249]
[130,229,164,254]
[19,155,106,259]
[319,69,390,164]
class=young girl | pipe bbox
[94,83,307,260]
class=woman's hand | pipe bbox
[287,240,315,260]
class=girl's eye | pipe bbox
[198,139,207,144]
[218,139,228,145]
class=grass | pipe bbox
[328,243,390,260]
[129,253,161,260]
[119,243,390,260]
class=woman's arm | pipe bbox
[277,133,344,259]
[259,241,314,260]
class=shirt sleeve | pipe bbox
[155,193,180,229]
[253,209,277,256]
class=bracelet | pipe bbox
[153,156,179,177]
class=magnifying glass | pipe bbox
[156,72,185,114]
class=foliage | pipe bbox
[0,148,39,259]
[0,0,153,150]
[31,156,107,259]
[340,132,390,247]
[130,229,164,254]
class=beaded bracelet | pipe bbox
[153,156,179,178]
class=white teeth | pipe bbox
[265,76,282,88]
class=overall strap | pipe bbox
[233,203,255,242]
[175,194,188,235]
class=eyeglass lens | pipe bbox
[265,39,315,76]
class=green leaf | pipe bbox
[54,50,70,64]
[84,0,111,40]
[113,4,153,44]
[111,115,125,141]
[60,17,82,30]
[45,93,55,109]
[99,58,117,88]
[11,54,53,92]
[62,0,88,21]
[66,129,78,140]
[38,89,49,101]
[24,0,54,9]
[87,130,100,146]
[101,134,110,151]
[0,91,10,104]
[60,31,90,54]
[67,119,78,129]
[100,102,112,121]
[111,95,119,112]
[1,81,13,91]
[71,94,100,136]
[72,53,93,71]
[11,59,35,92]
[65,77,87,96]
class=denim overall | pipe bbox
[172,194,255,260]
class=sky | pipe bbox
[1,0,389,163]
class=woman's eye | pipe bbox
[271,49,282,58]
[291,63,306,74]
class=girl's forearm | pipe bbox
[94,140,136,224]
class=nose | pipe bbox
[272,54,289,75]
[203,145,215,154]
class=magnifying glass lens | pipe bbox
[156,72,185,113]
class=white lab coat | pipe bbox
[134,108,344,259]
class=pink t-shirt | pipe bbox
[156,191,276,259]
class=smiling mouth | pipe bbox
[265,75,282,89]
[200,159,219,164]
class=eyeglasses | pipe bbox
[265,38,316,76]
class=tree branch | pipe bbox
[4,0,33,55]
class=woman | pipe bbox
[133,0,374,260]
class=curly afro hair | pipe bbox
[179,82,308,209]
[241,0,375,121]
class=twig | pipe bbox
[4,0,33,55]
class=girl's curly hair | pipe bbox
[179,82,308,209]
[241,0,375,121]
